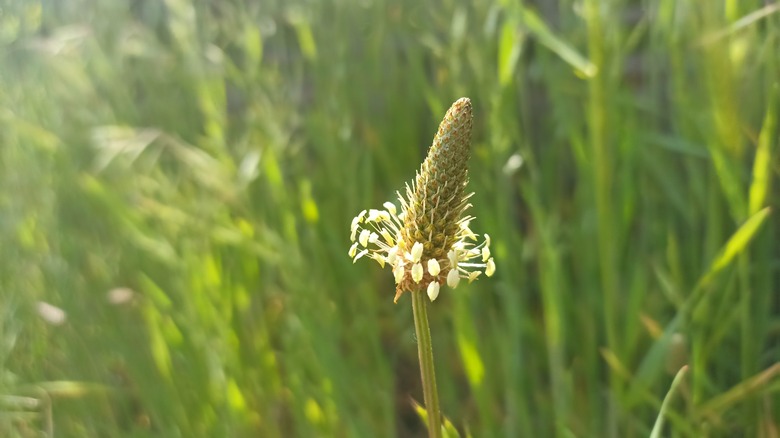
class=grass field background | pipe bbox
[1,0,779,436]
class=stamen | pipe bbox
[428,259,441,276]
[447,269,460,288]
[412,263,424,283]
[427,282,440,301]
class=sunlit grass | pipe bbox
[1,0,778,436]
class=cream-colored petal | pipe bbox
[447,269,460,288]
[353,249,369,263]
[371,253,386,268]
[447,250,458,268]
[348,242,359,258]
[427,282,440,301]
[485,258,496,277]
[350,217,361,241]
[380,229,395,246]
[386,247,399,264]
[481,246,491,262]
[411,242,424,263]
[393,265,405,283]
[359,229,370,247]
[383,202,397,216]
[412,263,424,283]
[427,259,441,276]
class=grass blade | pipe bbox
[650,365,689,438]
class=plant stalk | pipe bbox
[412,290,441,438]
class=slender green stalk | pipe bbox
[348,98,491,436]
[584,0,619,435]
[412,290,441,438]
[650,365,689,438]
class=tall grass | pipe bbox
[0,0,778,436]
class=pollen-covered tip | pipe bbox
[358,229,370,247]
[447,269,460,288]
[427,259,441,276]
[387,246,398,264]
[393,265,405,284]
[410,242,424,263]
[412,263,424,283]
[427,282,440,301]
[383,202,397,216]
[486,258,496,277]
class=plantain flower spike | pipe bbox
[348,97,495,303]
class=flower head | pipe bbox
[349,97,495,302]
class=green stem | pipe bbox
[412,290,441,438]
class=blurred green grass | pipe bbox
[1,0,779,436]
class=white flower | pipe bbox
[358,229,370,247]
[347,198,496,299]
[447,269,460,288]
[410,242,424,263]
[486,258,496,277]
[427,259,440,276]
[381,229,395,246]
[427,282,440,301]
[383,202,397,216]
[347,98,496,304]
[386,246,398,264]
[412,263,424,283]
[393,264,405,283]
[447,250,459,268]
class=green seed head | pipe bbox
[349,97,494,303]
[401,98,472,264]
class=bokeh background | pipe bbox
[1,0,779,436]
